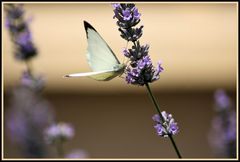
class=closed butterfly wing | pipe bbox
[84,21,120,72]
[64,21,125,81]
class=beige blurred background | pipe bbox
[3,2,237,93]
[3,2,238,159]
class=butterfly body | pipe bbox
[89,63,126,81]
[64,21,125,81]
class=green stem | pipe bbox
[169,134,182,158]
[145,83,164,123]
[25,60,33,76]
[145,83,182,158]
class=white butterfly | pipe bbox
[64,21,126,81]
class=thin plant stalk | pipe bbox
[145,83,182,158]
[26,60,33,76]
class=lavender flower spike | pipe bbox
[214,89,231,111]
[113,4,163,86]
[152,111,179,137]
[208,89,236,158]
[44,122,74,144]
[113,3,181,158]
[5,4,37,61]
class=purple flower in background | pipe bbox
[21,70,45,91]
[5,4,24,19]
[16,30,32,46]
[214,89,231,111]
[4,4,37,61]
[6,85,55,157]
[44,122,74,144]
[208,89,236,158]
[113,3,163,86]
[65,149,89,159]
[152,111,179,137]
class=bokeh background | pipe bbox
[3,3,237,158]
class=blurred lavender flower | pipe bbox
[44,123,74,145]
[112,3,163,86]
[208,89,236,158]
[152,111,179,137]
[65,149,89,159]
[4,4,37,61]
[214,89,232,111]
[6,73,55,157]
[21,70,45,91]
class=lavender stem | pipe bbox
[145,83,182,158]
[25,60,33,76]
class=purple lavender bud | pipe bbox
[154,124,167,137]
[161,111,168,121]
[131,68,141,77]
[127,43,149,62]
[142,56,151,67]
[155,61,164,74]
[152,61,164,81]
[133,7,141,20]
[119,26,143,42]
[113,3,140,29]
[137,59,146,70]
[168,119,179,135]
[112,3,121,10]
[122,48,130,57]
[152,114,161,122]
[122,8,132,21]
[152,112,179,137]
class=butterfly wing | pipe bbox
[64,69,120,81]
[84,21,120,72]
[64,21,124,81]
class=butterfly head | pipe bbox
[113,64,126,75]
